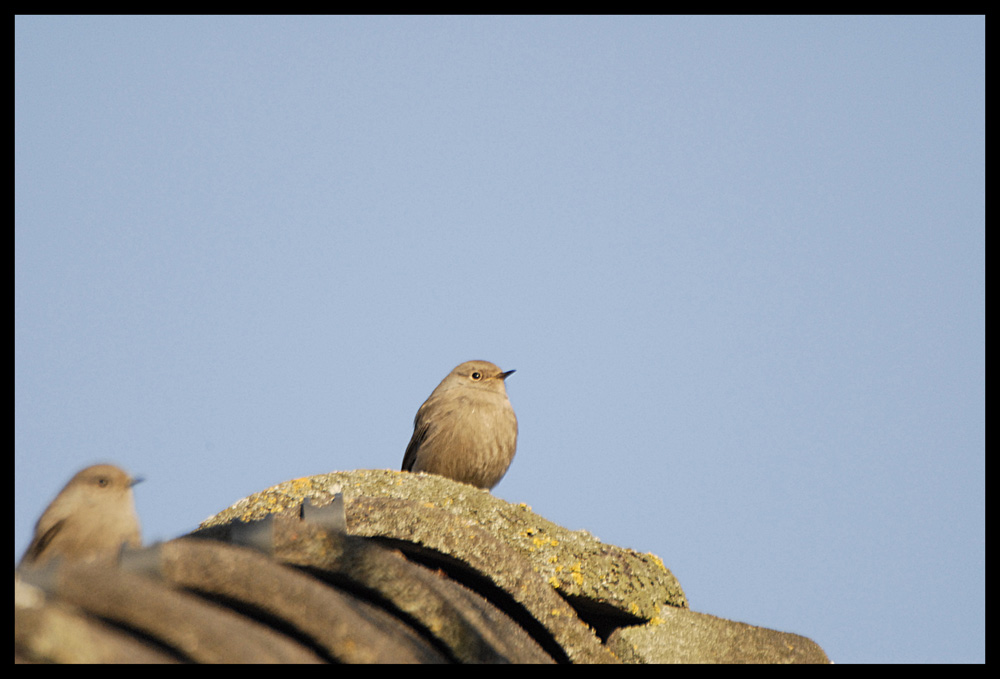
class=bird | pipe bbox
[402,360,518,490]
[19,464,143,568]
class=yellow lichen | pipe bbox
[646,553,667,571]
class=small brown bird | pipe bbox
[402,360,518,490]
[19,464,143,569]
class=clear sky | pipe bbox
[15,16,984,664]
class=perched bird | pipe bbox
[19,464,142,569]
[402,360,518,490]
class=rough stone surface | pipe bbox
[16,468,832,663]
[270,523,554,663]
[17,559,325,663]
[199,469,688,618]
[607,606,831,664]
[155,537,448,663]
[15,577,179,664]
[196,473,619,663]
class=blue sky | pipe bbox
[15,16,984,663]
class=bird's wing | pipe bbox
[401,418,430,472]
[22,518,66,566]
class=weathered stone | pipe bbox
[607,606,831,664]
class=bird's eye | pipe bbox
[471,372,482,380]
[97,478,109,487]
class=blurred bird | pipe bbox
[19,464,142,568]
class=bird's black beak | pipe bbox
[500,369,515,380]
